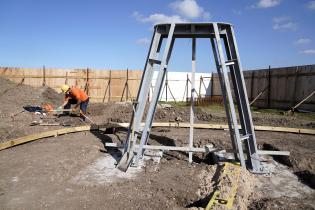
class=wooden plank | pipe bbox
[254,125,315,135]
[111,70,127,101]
[292,90,315,111]
[0,125,103,151]
[116,122,315,135]
[250,85,269,106]
[45,68,69,88]
[22,68,43,87]
[1,122,312,152]
[0,74,141,80]
[88,70,109,102]
[257,150,290,156]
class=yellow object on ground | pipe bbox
[205,162,241,210]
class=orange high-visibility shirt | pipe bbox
[67,87,89,102]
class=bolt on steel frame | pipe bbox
[117,22,267,173]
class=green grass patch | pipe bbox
[251,107,284,114]
[293,111,315,121]
[158,101,315,121]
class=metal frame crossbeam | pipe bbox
[117,22,269,173]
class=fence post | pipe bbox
[210,73,213,102]
[75,70,78,87]
[165,72,169,101]
[198,76,202,100]
[65,72,68,85]
[267,65,271,108]
[250,71,254,102]
[186,74,189,103]
[126,69,129,101]
[109,70,111,102]
[291,66,299,106]
[42,65,46,86]
[85,68,90,95]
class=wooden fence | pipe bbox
[0,67,142,103]
[211,64,315,111]
[0,64,314,110]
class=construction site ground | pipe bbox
[0,77,315,209]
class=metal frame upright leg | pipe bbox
[225,26,263,172]
[189,37,196,163]
[210,38,238,160]
[117,26,163,170]
[132,32,162,136]
[133,23,176,165]
[213,23,246,167]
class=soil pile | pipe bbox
[0,77,63,116]
[0,78,65,142]
[90,102,222,124]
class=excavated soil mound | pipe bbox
[0,78,75,142]
[154,105,225,123]
[0,78,63,116]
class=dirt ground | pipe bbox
[0,78,315,209]
[0,128,314,209]
[1,77,314,143]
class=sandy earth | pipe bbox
[0,77,315,209]
[0,128,314,209]
[0,131,204,210]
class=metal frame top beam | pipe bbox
[155,22,231,38]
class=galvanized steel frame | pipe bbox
[118,22,265,173]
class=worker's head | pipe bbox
[61,84,70,94]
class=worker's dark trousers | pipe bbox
[64,98,89,114]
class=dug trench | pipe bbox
[262,143,315,190]
[247,133,315,210]
[152,128,315,209]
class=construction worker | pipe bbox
[59,85,89,121]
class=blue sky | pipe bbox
[0,0,314,72]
